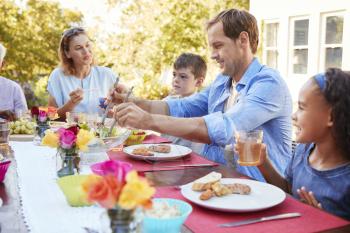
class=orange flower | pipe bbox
[82,175,122,209]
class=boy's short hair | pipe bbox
[173,53,207,79]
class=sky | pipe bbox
[56,0,122,34]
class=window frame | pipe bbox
[319,11,345,71]
[262,20,279,69]
[289,16,311,77]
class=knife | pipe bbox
[218,212,301,228]
[158,163,217,168]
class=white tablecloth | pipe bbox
[10,141,105,233]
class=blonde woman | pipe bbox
[47,27,117,118]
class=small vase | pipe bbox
[33,122,50,145]
[56,151,80,178]
[107,207,141,233]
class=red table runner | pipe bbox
[155,186,349,233]
[142,134,172,144]
[108,151,218,172]
[107,134,217,172]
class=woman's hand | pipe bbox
[297,186,322,209]
[69,88,83,105]
[108,84,130,105]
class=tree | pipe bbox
[104,0,249,99]
[0,0,82,106]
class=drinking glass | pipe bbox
[236,130,263,166]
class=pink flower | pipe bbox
[59,129,77,149]
[99,160,132,182]
[38,110,47,122]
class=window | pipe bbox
[290,18,309,74]
[320,13,344,70]
[263,22,279,69]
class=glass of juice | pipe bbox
[236,130,263,166]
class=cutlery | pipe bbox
[157,163,217,168]
[83,227,99,233]
[100,76,120,126]
[107,86,134,137]
[218,212,301,228]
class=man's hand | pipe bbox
[69,88,83,105]
[113,102,152,129]
[297,186,322,209]
[107,83,130,105]
[0,110,16,121]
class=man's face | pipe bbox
[208,22,244,78]
[172,67,201,97]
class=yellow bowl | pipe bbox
[125,131,147,146]
[57,175,92,207]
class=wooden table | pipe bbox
[1,152,349,233]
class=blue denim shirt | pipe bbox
[166,58,293,181]
[286,143,350,220]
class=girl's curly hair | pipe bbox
[321,68,350,159]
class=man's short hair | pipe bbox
[0,43,7,61]
[207,9,259,54]
[173,53,207,79]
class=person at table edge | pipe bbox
[47,27,117,119]
[0,42,28,121]
[111,9,293,182]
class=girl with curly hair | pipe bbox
[236,68,350,220]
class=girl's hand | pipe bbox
[69,88,83,105]
[297,186,322,209]
[233,142,267,166]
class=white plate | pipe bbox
[123,143,192,161]
[9,134,34,142]
[0,197,2,207]
[181,178,286,212]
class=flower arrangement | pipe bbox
[42,125,95,153]
[42,125,95,177]
[82,160,155,210]
[31,106,58,124]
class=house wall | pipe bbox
[250,0,350,101]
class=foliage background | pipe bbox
[0,0,248,107]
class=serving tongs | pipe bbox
[107,86,134,137]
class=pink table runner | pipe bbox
[142,134,172,144]
[155,187,349,233]
[107,134,217,172]
[108,151,217,172]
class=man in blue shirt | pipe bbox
[112,9,293,181]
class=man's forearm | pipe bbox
[133,98,169,115]
[147,114,211,144]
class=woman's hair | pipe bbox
[58,27,95,76]
[314,68,350,159]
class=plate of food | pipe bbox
[180,172,286,212]
[123,143,192,161]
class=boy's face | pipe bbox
[172,67,202,97]
[292,80,332,143]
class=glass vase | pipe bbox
[33,122,50,145]
[56,151,80,178]
[106,207,141,233]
